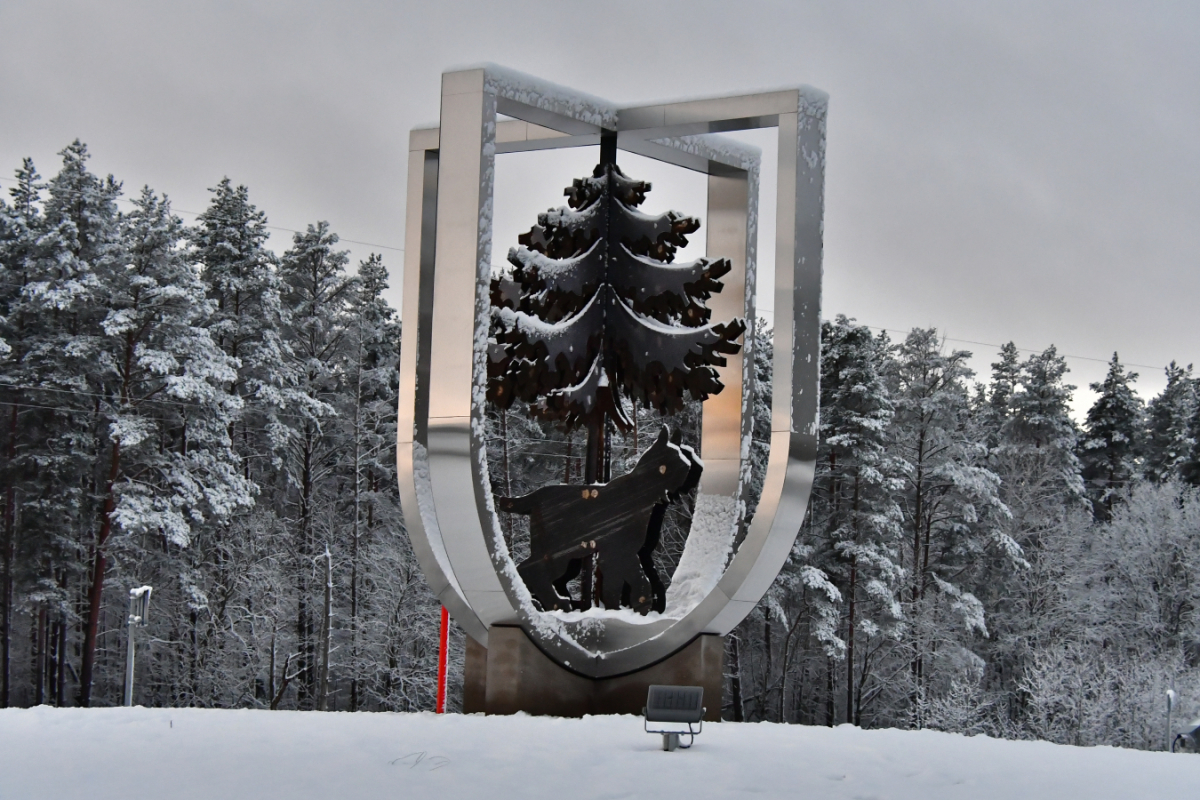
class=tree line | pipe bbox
[4,143,1198,753]
[0,142,453,711]
[727,315,1200,750]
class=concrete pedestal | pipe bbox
[463,626,723,722]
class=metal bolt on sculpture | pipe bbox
[398,64,826,681]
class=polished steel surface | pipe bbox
[397,65,826,677]
[699,170,753,497]
[495,119,599,153]
[396,131,491,644]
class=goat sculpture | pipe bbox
[498,427,702,614]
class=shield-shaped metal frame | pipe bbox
[398,65,825,678]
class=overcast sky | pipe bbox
[2,0,1197,418]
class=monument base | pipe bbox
[464,626,723,722]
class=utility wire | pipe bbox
[3,174,1177,374]
[756,304,1166,373]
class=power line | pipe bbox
[756,304,1166,373]
[4,173,1176,374]
[866,326,1160,372]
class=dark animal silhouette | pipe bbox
[498,427,701,614]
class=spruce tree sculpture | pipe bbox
[489,155,745,612]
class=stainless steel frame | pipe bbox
[398,65,826,677]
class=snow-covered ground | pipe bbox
[2,707,1197,799]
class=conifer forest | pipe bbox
[3,143,1200,753]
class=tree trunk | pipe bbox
[910,431,927,703]
[297,429,315,707]
[825,655,835,726]
[55,592,67,707]
[1,399,16,707]
[316,547,332,711]
[0,499,11,709]
[350,343,363,713]
[763,616,773,720]
[728,634,744,721]
[846,555,857,725]
[846,471,860,725]
[80,439,121,706]
[579,420,608,610]
[33,605,46,705]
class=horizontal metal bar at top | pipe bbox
[410,123,757,176]
[411,88,801,159]
[496,120,600,153]
[616,90,800,137]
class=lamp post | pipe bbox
[124,586,152,707]
[1167,688,1177,752]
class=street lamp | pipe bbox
[1168,688,1177,751]
[124,586,152,707]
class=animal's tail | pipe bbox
[496,493,536,516]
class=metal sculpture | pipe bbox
[488,156,745,612]
[488,161,744,435]
[398,65,827,678]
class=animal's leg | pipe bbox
[552,558,582,609]
[598,553,650,612]
[639,505,669,613]
[637,546,666,613]
[518,558,573,612]
[628,556,654,614]
[597,556,621,611]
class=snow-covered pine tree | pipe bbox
[978,342,1021,450]
[1005,347,1079,452]
[1079,353,1143,519]
[278,221,354,709]
[980,345,1082,719]
[28,141,125,706]
[0,158,44,707]
[807,316,903,725]
[1143,362,1195,483]
[998,345,1085,517]
[488,158,745,482]
[1177,375,1200,487]
[2,148,112,707]
[885,328,1011,727]
[339,255,460,711]
[184,178,305,707]
[191,178,293,487]
[338,253,414,711]
[78,186,254,706]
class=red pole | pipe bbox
[436,605,449,713]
